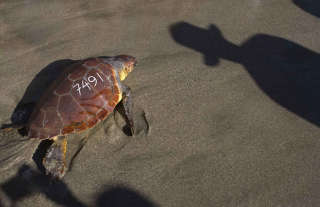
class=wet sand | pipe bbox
[1,0,320,206]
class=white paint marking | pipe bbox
[96,72,104,82]
[82,79,91,91]
[72,83,81,96]
[87,75,97,87]
[72,72,105,96]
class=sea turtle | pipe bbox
[5,55,137,178]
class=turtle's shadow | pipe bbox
[7,58,136,136]
[3,58,139,175]
[2,59,78,174]
[0,165,157,207]
[9,59,77,128]
[170,22,320,126]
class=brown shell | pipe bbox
[27,58,123,139]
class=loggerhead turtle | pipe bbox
[6,55,137,178]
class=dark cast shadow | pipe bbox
[1,165,86,207]
[170,22,320,126]
[96,185,157,207]
[293,0,320,18]
[1,165,157,207]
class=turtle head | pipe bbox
[116,55,137,81]
[100,55,137,81]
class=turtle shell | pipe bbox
[27,58,123,139]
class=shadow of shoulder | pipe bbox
[293,0,320,18]
[96,184,158,207]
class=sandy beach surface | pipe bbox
[1,0,320,206]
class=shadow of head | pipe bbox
[170,22,226,66]
[293,0,320,17]
[96,185,157,207]
[9,59,77,127]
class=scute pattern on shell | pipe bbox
[27,58,122,139]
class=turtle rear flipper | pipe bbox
[0,123,24,131]
[43,136,67,179]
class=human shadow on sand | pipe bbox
[1,165,157,207]
[1,165,86,207]
[293,0,320,18]
[170,22,320,126]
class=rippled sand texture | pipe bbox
[1,0,320,206]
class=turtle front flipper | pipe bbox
[120,85,134,136]
[43,136,67,179]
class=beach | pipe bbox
[1,0,320,206]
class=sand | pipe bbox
[1,0,320,206]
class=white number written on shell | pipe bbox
[72,72,104,96]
